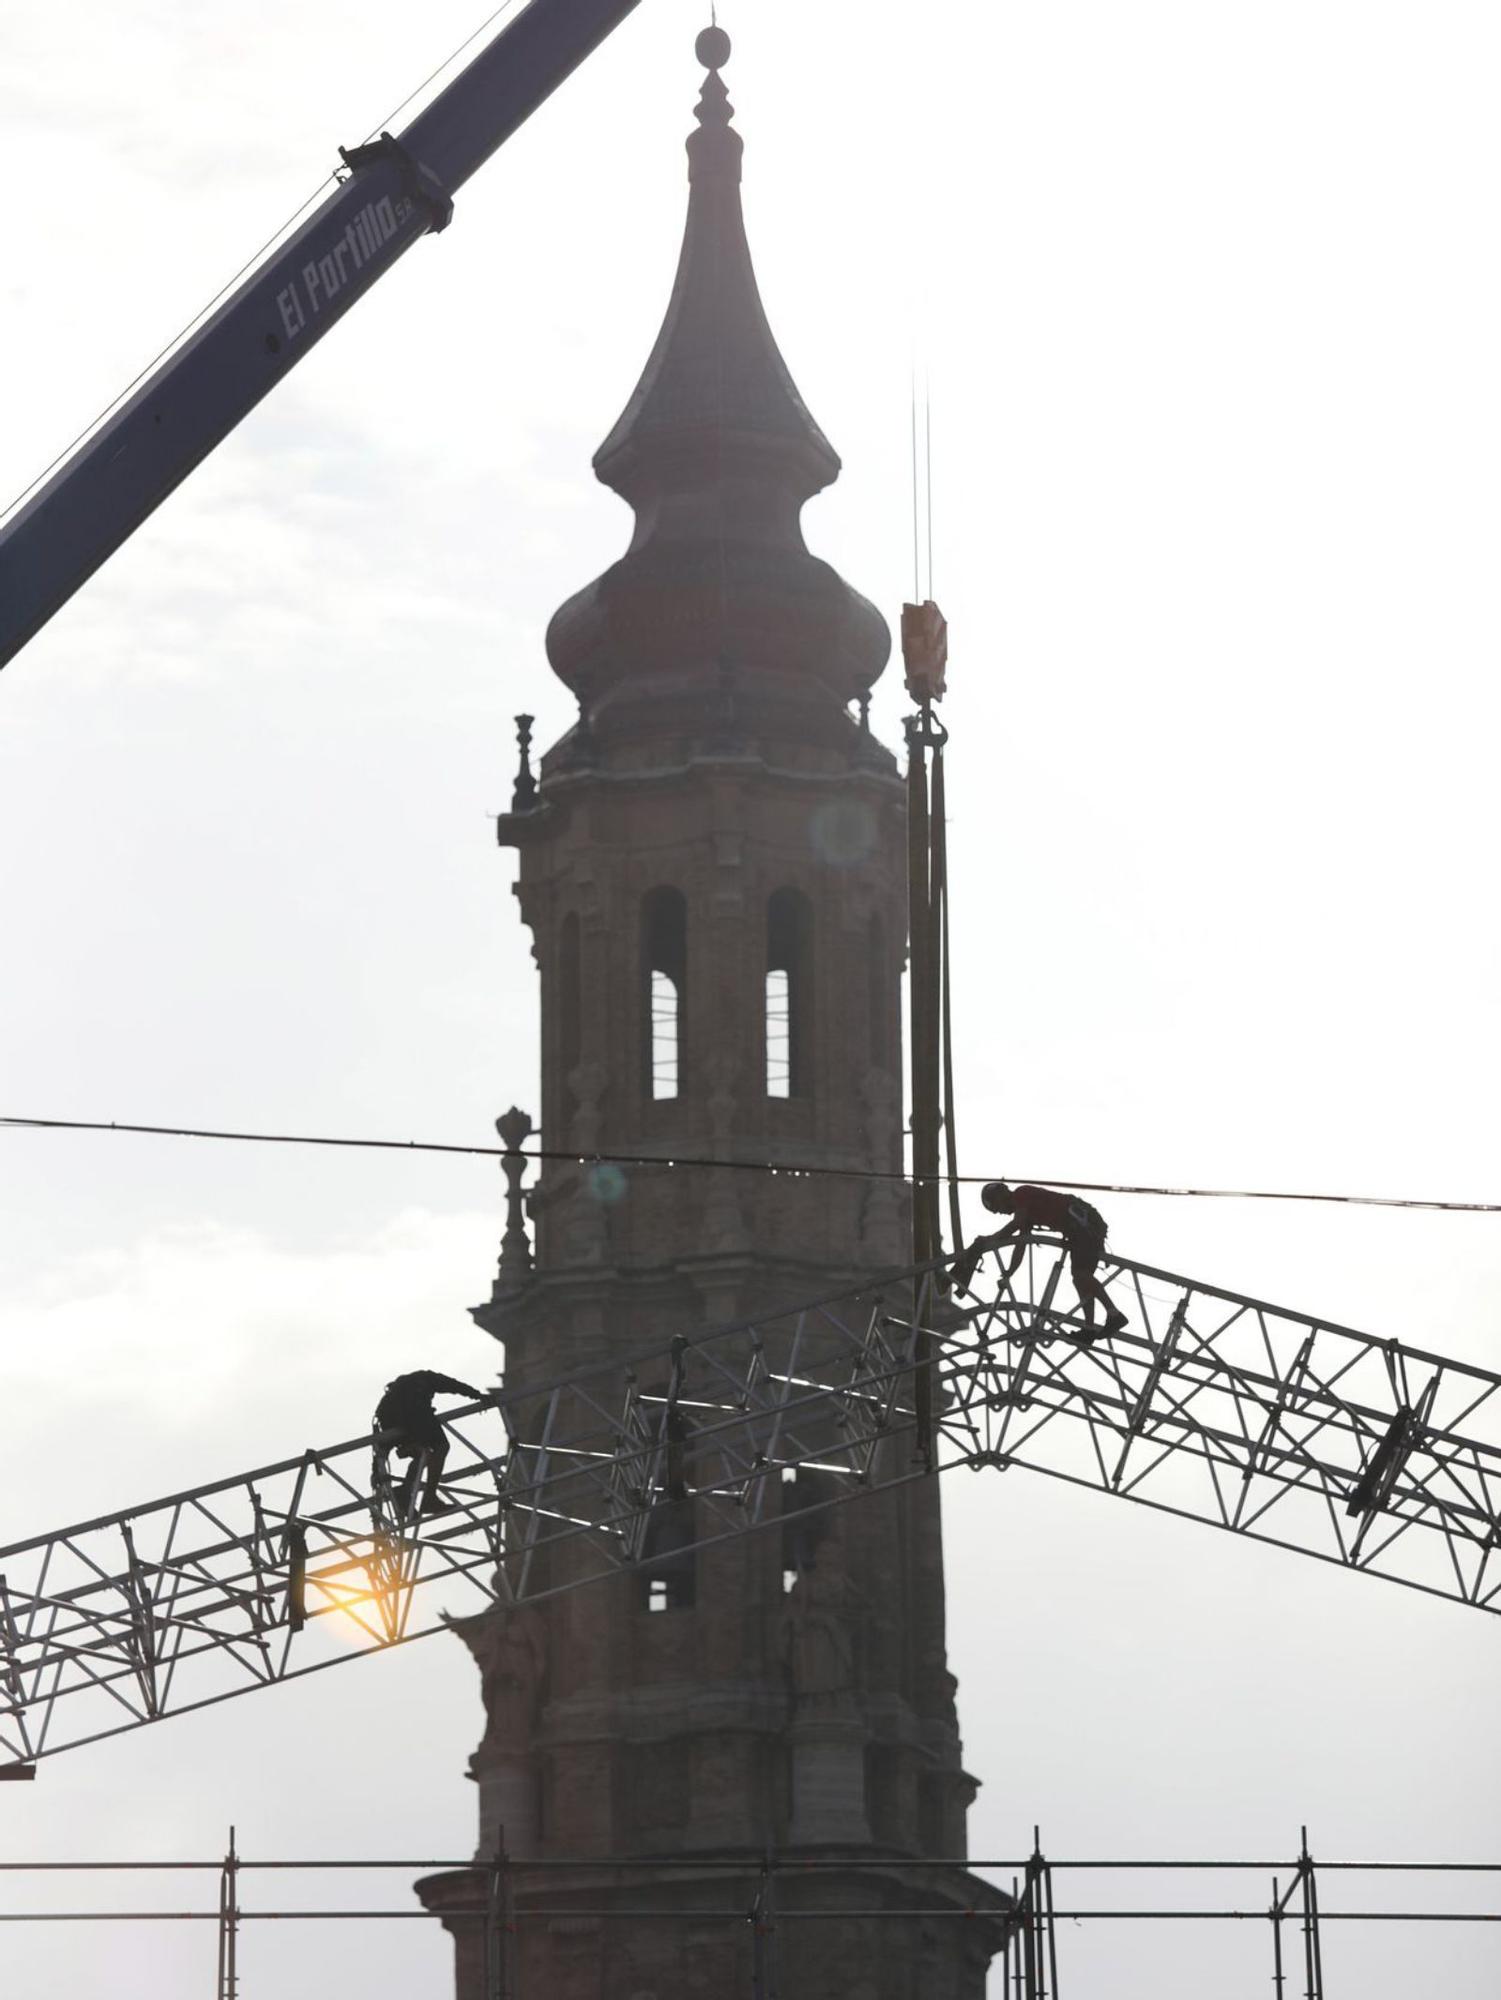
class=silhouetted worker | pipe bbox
[961,1183,1127,1340]
[372,1370,482,1517]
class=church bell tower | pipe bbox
[419,30,1003,1995]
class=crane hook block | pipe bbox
[901,600,948,703]
[339,132,455,233]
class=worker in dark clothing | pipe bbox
[372,1370,483,1517]
[957,1183,1128,1340]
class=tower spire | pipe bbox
[593,24,838,507]
[544,26,889,743]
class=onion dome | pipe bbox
[545,28,890,743]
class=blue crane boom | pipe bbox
[0,0,644,671]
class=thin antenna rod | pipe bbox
[910,369,921,601]
[924,377,934,601]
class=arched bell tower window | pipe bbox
[766,888,813,1099]
[640,1499,696,1612]
[641,888,687,1101]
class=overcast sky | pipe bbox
[3,2,1499,1993]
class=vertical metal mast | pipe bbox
[902,597,950,1465]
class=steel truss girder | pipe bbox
[3,1240,1499,1771]
[937,1240,1501,1612]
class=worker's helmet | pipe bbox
[980,1181,1014,1214]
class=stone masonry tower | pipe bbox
[420,30,1003,1997]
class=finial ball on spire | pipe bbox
[696,24,731,70]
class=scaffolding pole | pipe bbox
[482,1846,512,2000]
[1011,1829,1061,1999]
[1299,1828,1325,2000]
[214,1826,239,2000]
[749,1852,779,2000]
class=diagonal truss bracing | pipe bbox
[3,1238,1500,1771]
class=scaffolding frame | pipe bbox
[2,1835,1497,1999]
[4,1236,1500,1769]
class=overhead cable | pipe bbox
[357,0,524,144]
[2,1115,1498,1213]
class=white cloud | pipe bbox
[7,1208,501,1534]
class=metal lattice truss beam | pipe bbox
[4,1238,1500,1770]
[932,1240,1501,1606]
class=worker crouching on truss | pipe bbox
[956,1183,1128,1341]
[371,1370,483,1520]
